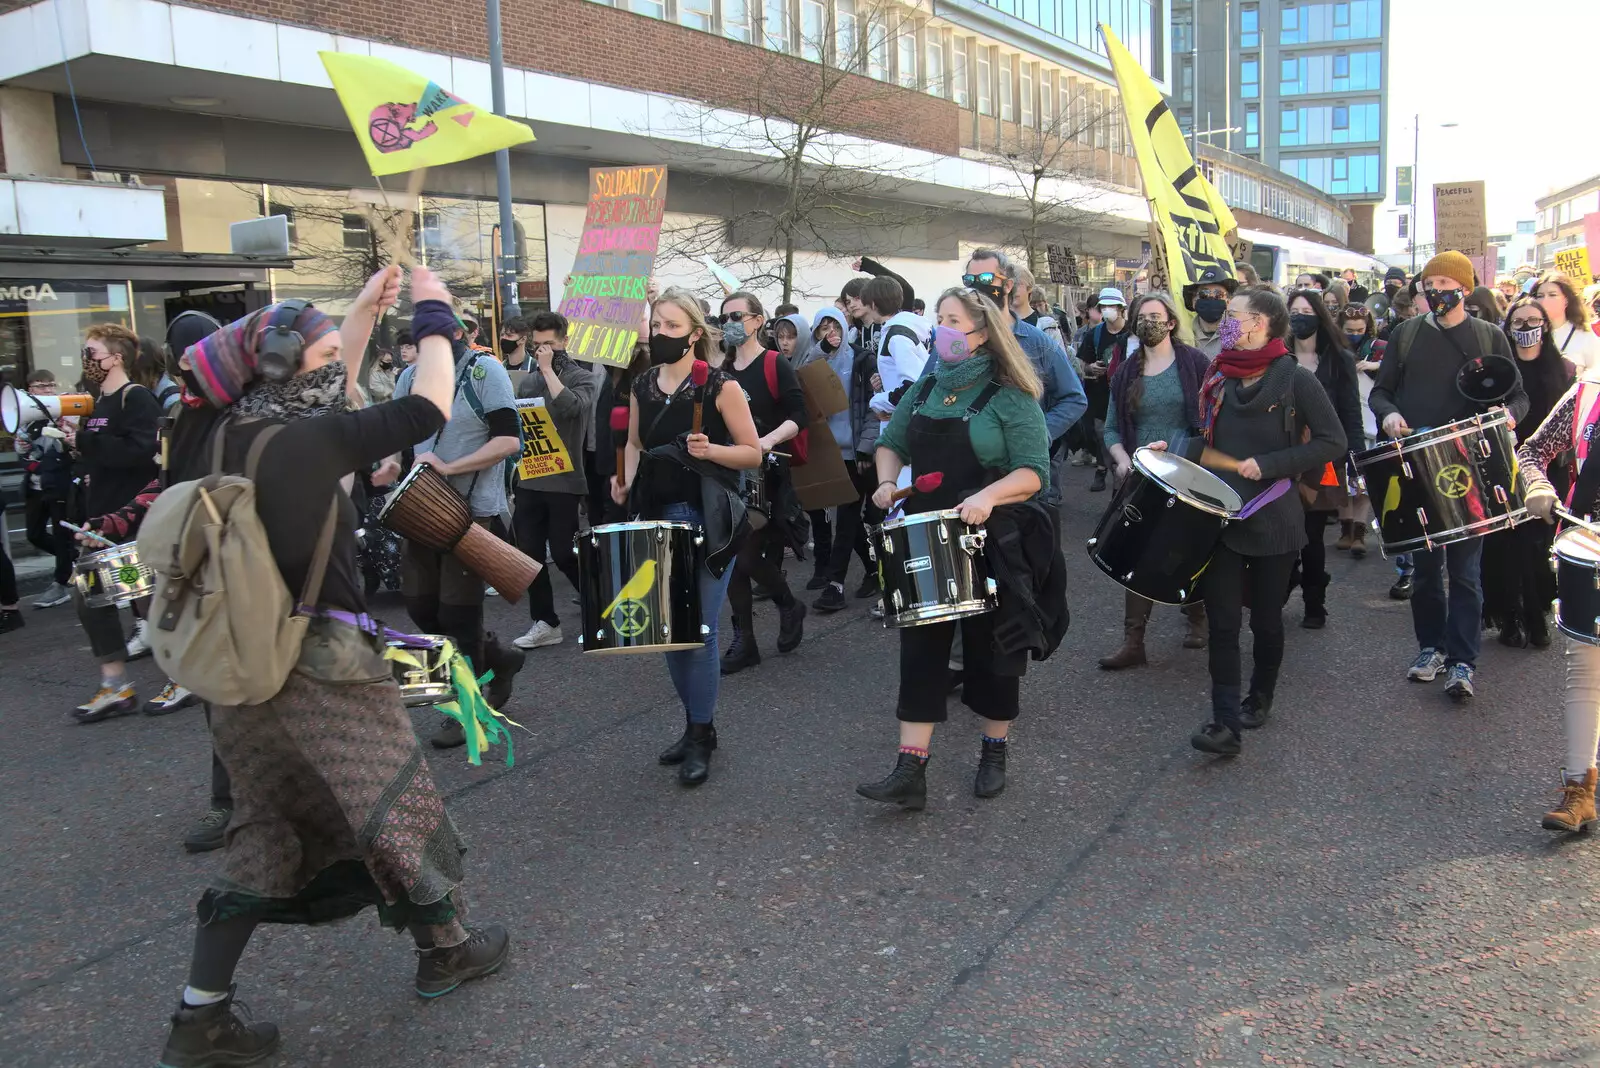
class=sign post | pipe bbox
[1432,181,1487,259]
[558,165,669,367]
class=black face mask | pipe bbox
[1385,281,1402,296]
[1424,287,1466,316]
[969,280,1007,306]
[1289,313,1320,340]
[1194,297,1226,324]
[649,332,693,366]
[499,337,521,357]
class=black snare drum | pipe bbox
[1087,448,1242,605]
[1554,529,1600,646]
[871,510,997,628]
[576,521,707,654]
[1353,410,1526,555]
[744,455,777,530]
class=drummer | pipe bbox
[1369,251,1527,701]
[856,286,1049,809]
[612,287,763,787]
[1152,285,1346,757]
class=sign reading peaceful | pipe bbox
[515,399,573,480]
[1433,181,1487,259]
[560,166,669,367]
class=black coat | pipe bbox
[984,499,1069,663]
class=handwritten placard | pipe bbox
[1433,181,1487,259]
[1555,247,1593,289]
[559,165,669,367]
[515,398,573,480]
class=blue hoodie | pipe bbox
[794,306,856,459]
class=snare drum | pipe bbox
[576,521,707,654]
[389,638,455,706]
[1353,410,1526,555]
[1553,528,1600,646]
[72,542,155,609]
[871,510,997,628]
[744,456,775,531]
[1087,448,1242,605]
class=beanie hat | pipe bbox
[1421,251,1476,292]
[1383,266,1408,283]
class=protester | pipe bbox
[498,315,530,370]
[19,370,75,609]
[1075,286,1131,492]
[1535,271,1600,371]
[1466,285,1503,324]
[1014,266,1066,353]
[1181,266,1237,358]
[1335,303,1381,557]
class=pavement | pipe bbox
[1,465,1596,1068]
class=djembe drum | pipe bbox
[378,462,541,601]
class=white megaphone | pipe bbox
[0,383,94,434]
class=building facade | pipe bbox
[1535,174,1599,270]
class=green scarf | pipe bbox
[931,352,994,393]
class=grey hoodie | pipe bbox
[796,307,858,459]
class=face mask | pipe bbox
[649,332,693,366]
[1511,323,1545,349]
[1217,315,1245,350]
[722,319,749,347]
[81,351,110,384]
[1289,313,1320,340]
[1424,287,1465,315]
[933,324,976,363]
[1134,320,1170,346]
[499,338,521,356]
[1194,297,1226,324]
[1344,330,1367,347]
[1103,306,1125,327]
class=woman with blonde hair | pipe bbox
[612,286,763,787]
[1535,271,1600,371]
[855,286,1049,809]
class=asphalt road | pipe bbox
[1,466,1594,1068]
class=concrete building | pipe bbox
[1170,0,1388,253]
[1535,174,1599,270]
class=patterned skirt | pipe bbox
[199,672,466,929]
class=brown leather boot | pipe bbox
[1542,768,1598,833]
[1350,523,1368,559]
[1182,602,1208,649]
[1098,593,1150,670]
[1334,519,1354,551]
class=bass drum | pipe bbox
[1554,528,1600,647]
[1087,448,1242,605]
[576,521,707,654]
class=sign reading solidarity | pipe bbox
[514,398,572,480]
[1433,181,1488,259]
[1555,247,1593,289]
[560,165,669,367]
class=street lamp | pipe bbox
[1411,117,1461,273]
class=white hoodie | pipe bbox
[870,309,930,415]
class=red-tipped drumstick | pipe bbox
[889,471,944,504]
[690,359,710,435]
[610,405,629,481]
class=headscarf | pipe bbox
[185,302,338,407]
[1199,338,1289,443]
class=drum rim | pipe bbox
[82,542,138,565]
[1354,410,1512,465]
[1554,528,1600,563]
[882,598,998,627]
[1377,511,1526,552]
[376,461,434,525]
[590,520,700,534]
[882,508,970,530]
[1130,447,1242,518]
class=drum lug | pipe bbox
[867,543,877,562]
[959,532,986,554]
[596,629,605,641]
[947,579,958,601]
[1086,536,1097,548]
[938,524,950,544]
[891,589,904,611]
[881,534,894,555]
[1494,485,1508,505]
[986,578,998,596]
[694,534,704,547]
[1479,436,1492,458]
[700,624,710,637]
[1166,496,1175,508]
[1401,460,1413,479]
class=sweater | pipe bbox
[1368,313,1527,432]
[1107,341,1210,451]
[76,382,161,519]
[877,366,1051,493]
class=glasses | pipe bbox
[722,311,760,323]
[962,272,999,288]
[1509,318,1543,329]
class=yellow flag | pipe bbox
[1099,25,1238,310]
[319,52,536,177]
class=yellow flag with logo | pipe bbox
[319,52,536,177]
[1099,25,1238,308]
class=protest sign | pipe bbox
[1555,247,1593,289]
[515,398,573,480]
[559,165,669,367]
[1046,244,1081,286]
[1433,181,1487,259]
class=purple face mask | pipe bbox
[934,324,975,363]
[1217,315,1245,350]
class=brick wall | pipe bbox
[129,0,960,157]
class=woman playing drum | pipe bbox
[612,287,763,787]
[856,286,1049,809]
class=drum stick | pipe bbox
[609,406,630,484]
[887,471,945,504]
[1199,446,1242,473]
[60,520,117,548]
[1554,505,1600,538]
[689,360,709,435]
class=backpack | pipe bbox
[137,420,338,706]
[762,349,809,465]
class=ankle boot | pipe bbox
[974,737,1007,798]
[720,620,760,675]
[1301,577,1328,629]
[678,722,715,786]
[1182,602,1208,649]
[659,716,717,765]
[158,986,280,1068]
[1527,607,1552,648]
[1334,519,1354,551]
[1349,523,1368,558]
[1098,594,1151,670]
[1542,768,1598,832]
[856,752,927,809]
[776,595,807,653]
[481,633,525,711]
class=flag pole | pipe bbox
[486,0,521,320]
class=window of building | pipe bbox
[1020,62,1035,127]
[800,0,824,60]
[999,52,1015,122]
[1244,107,1259,150]
[866,14,888,79]
[1240,4,1259,47]
[1240,58,1259,98]
[897,27,918,88]
[1095,90,1109,148]
[976,45,993,115]
[1332,105,1348,131]
[836,0,858,68]
[417,209,440,253]
[924,29,945,95]
[762,0,787,50]
[679,0,713,31]
[631,0,665,19]
[952,36,970,107]
[341,213,371,251]
[1282,5,1300,36]
[257,199,297,246]
[722,0,750,41]
[1172,15,1191,54]
[1039,68,1055,128]
[1334,1,1350,29]
[1517,219,1535,234]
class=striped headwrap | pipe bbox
[184,302,337,407]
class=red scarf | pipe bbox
[1199,338,1289,442]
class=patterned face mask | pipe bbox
[1510,322,1544,349]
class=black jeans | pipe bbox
[806,509,832,572]
[729,524,795,634]
[825,461,879,586]
[512,487,582,627]
[1201,545,1298,732]
[0,519,15,606]
[25,491,74,585]
[896,611,1021,723]
[1297,510,1332,612]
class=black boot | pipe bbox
[855,752,928,809]
[157,986,279,1068]
[974,737,1007,798]
[1498,617,1529,648]
[678,722,715,786]
[776,596,806,653]
[720,620,760,674]
[1300,577,1328,629]
[1237,692,1274,730]
[1090,469,1107,492]
[1527,608,1551,648]
[481,632,525,711]
[659,716,717,765]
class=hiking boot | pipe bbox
[1389,574,1414,600]
[1407,648,1446,682]
[32,581,71,609]
[482,633,524,711]
[125,618,153,661]
[73,683,138,723]
[855,752,928,809]
[157,986,279,1068]
[1444,663,1476,701]
[1098,595,1149,670]
[183,805,232,853]
[1182,604,1208,649]
[814,582,847,614]
[1334,520,1354,551]
[0,609,22,634]
[1237,692,1273,730]
[1542,768,1599,833]
[415,924,511,998]
[776,598,806,653]
[1350,525,1368,559]
[720,625,760,675]
[145,681,200,716]
[659,718,716,765]
[1090,469,1107,492]
[430,718,466,749]
[855,572,880,599]
[1190,721,1241,756]
[974,737,1007,799]
[678,722,715,786]
[512,620,563,650]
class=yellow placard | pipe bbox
[1555,247,1593,289]
[515,399,573,480]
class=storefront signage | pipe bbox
[0,283,58,302]
[559,165,669,367]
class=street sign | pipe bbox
[1433,181,1487,259]
[1395,166,1413,207]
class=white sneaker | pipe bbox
[125,618,153,661]
[513,621,563,650]
[485,586,501,597]
[32,582,71,609]
[1407,647,1446,682]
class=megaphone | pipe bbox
[1456,353,1521,410]
[1365,294,1391,319]
[0,383,94,434]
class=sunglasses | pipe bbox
[722,310,760,323]
[962,272,1000,288]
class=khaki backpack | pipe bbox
[136,421,336,706]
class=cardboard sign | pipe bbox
[559,165,669,367]
[1046,244,1081,286]
[789,419,859,511]
[515,399,573,480]
[1555,246,1593,289]
[1433,181,1487,259]
[795,360,849,425]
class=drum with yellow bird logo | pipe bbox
[575,521,707,654]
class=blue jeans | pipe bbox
[660,503,734,724]
[1410,538,1483,667]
